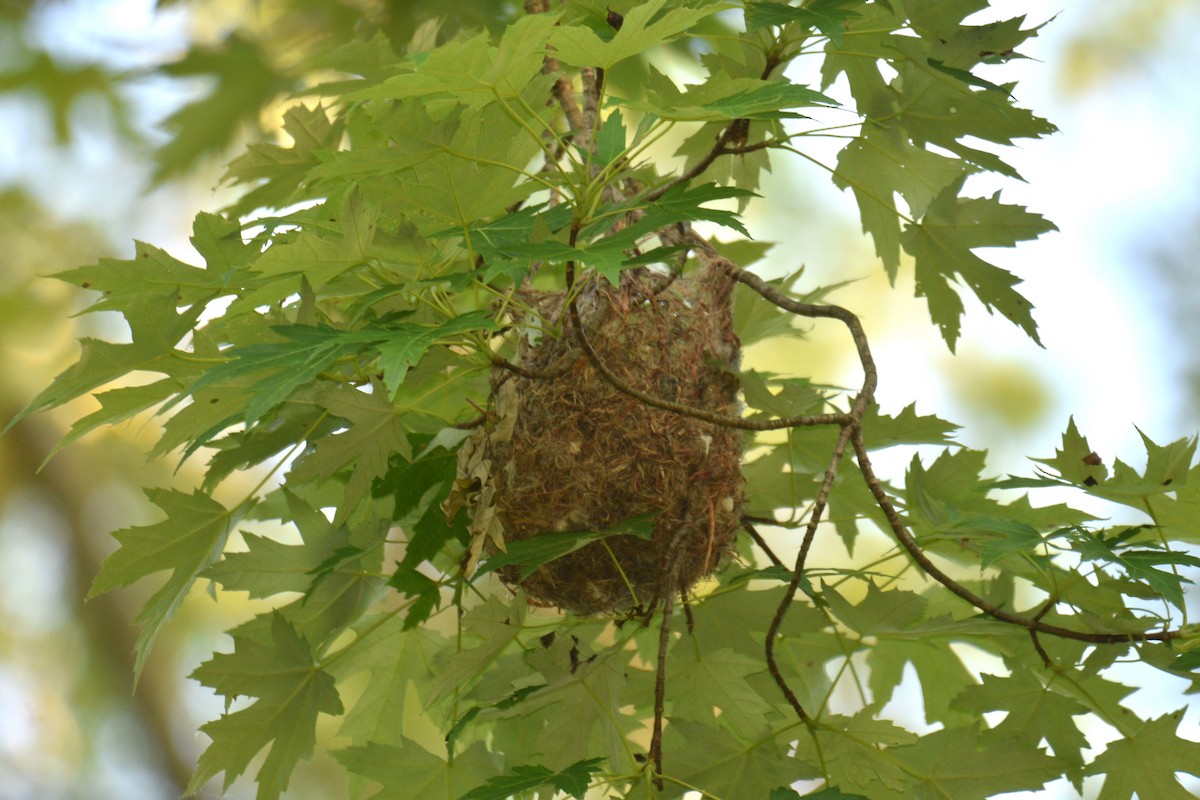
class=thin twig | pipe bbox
[580,66,601,149]
[642,48,787,204]
[742,518,786,569]
[649,595,674,791]
[765,423,857,723]
[561,258,853,431]
[851,429,1179,645]
[525,0,585,137]
[490,354,576,381]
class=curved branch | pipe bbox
[562,266,851,431]
[765,421,857,723]
[850,429,1180,646]
[490,354,575,381]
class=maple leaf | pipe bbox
[341,13,557,107]
[223,103,344,217]
[457,757,606,800]
[744,1,861,46]
[88,488,234,682]
[952,671,1090,776]
[473,515,653,580]
[802,710,918,797]
[668,645,774,735]
[667,718,804,799]
[55,240,226,314]
[387,567,442,630]
[45,378,182,465]
[327,618,448,757]
[153,33,293,181]
[187,325,380,425]
[427,595,526,706]
[0,48,132,143]
[888,725,1065,799]
[902,178,1056,350]
[833,128,969,278]
[548,0,716,70]
[618,71,836,121]
[289,379,412,523]
[333,739,495,800]
[188,614,344,800]
[8,292,203,432]
[503,639,632,772]
[205,490,345,599]
[1085,710,1200,799]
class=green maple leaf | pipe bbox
[473,515,653,580]
[745,0,862,46]
[8,292,203,432]
[150,371,263,461]
[203,401,328,489]
[619,71,835,121]
[387,566,442,629]
[46,378,182,464]
[88,488,235,682]
[289,379,412,522]
[889,724,1064,799]
[548,0,716,70]
[428,595,526,705]
[804,710,918,797]
[901,178,1055,350]
[342,13,558,106]
[889,38,1057,149]
[377,309,498,396]
[1146,462,1200,545]
[1097,429,1198,502]
[153,33,293,181]
[952,671,1090,775]
[591,110,627,168]
[833,128,969,278]
[1085,710,1200,799]
[512,640,632,772]
[667,718,802,799]
[245,185,378,302]
[326,615,448,749]
[223,103,343,216]
[1031,417,1109,486]
[668,645,773,735]
[824,584,982,724]
[334,740,496,800]
[402,100,546,235]
[822,582,927,636]
[188,614,344,800]
[1073,529,1200,611]
[457,757,606,800]
[860,402,960,448]
[0,49,132,143]
[205,490,345,599]
[56,239,227,313]
[195,311,487,438]
[188,326,369,424]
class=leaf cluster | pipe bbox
[12,2,1200,800]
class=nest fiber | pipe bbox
[463,263,743,614]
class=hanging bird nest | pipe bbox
[448,261,744,614]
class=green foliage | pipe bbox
[14,2,1200,800]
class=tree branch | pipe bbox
[850,428,1180,646]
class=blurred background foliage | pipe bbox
[0,1,1197,798]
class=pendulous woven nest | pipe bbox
[453,261,744,614]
